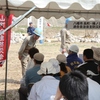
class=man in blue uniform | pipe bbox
[27,22,35,35]
[66,44,83,70]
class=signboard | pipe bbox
[37,17,44,31]
[67,21,100,29]
[0,14,13,67]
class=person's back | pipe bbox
[30,76,59,100]
[75,66,100,100]
[78,49,98,76]
[59,71,88,100]
[78,61,98,76]
[26,47,39,71]
[28,62,59,100]
[25,65,42,86]
[87,78,100,100]
[56,54,71,78]
[49,58,60,80]
[67,45,83,70]
[25,53,44,87]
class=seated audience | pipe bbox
[26,47,39,71]
[66,44,83,70]
[75,67,100,100]
[49,58,60,80]
[91,46,100,84]
[25,53,44,87]
[56,54,71,77]
[28,62,59,100]
[18,53,44,100]
[77,49,98,76]
[55,71,88,100]
[20,47,39,86]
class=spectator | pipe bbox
[49,58,60,80]
[55,71,88,100]
[18,53,44,100]
[26,47,39,71]
[91,46,100,84]
[25,53,44,87]
[27,22,35,36]
[28,62,59,100]
[75,67,100,100]
[18,28,42,76]
[56,54,71,77]
[60,18,72,54]
[78,49,98,76]
[20,47,39,86]
[67,44,83,70]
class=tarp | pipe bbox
[0,0,100,19]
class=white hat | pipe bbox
[49,58,60,73]
[56,54,67,63]
[69,45,79,53]
[37,62,57,75]
[91,46,100,61]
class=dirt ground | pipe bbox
[0,41,100,100]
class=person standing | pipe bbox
[60,18,72,54]
[27,22,35,36]
[18,28,42,76]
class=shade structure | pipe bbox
[0,0,100,19]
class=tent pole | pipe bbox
[3,5,36,100]
[0,6,36,36]
[4,0,9,99]
[4,9,9,100]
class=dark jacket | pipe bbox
[66,53,83,70]
[27,26,35,35]
[78,60,98,76]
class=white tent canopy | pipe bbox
[0,0,100,19]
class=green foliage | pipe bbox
[0,95,4,100]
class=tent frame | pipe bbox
[4,0,36,99]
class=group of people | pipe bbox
[17,19,100,100]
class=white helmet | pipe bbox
[69,45,79,53]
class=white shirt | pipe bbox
[26,58,34,71]
[28,76,59,100]
[87,78,100,100]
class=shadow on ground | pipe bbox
[0,89,19,100]
[0,79,20,84]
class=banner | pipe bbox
[0,14,13,67]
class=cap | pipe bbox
[69,45,79,53]
[91,46,100,61]
[37,62,57,75]
[49,58,60,73]
[33,53,44,61]
[29,22,33,24]
[33,28,42,37]
[56,54,67,64]
[65,18,72,24]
